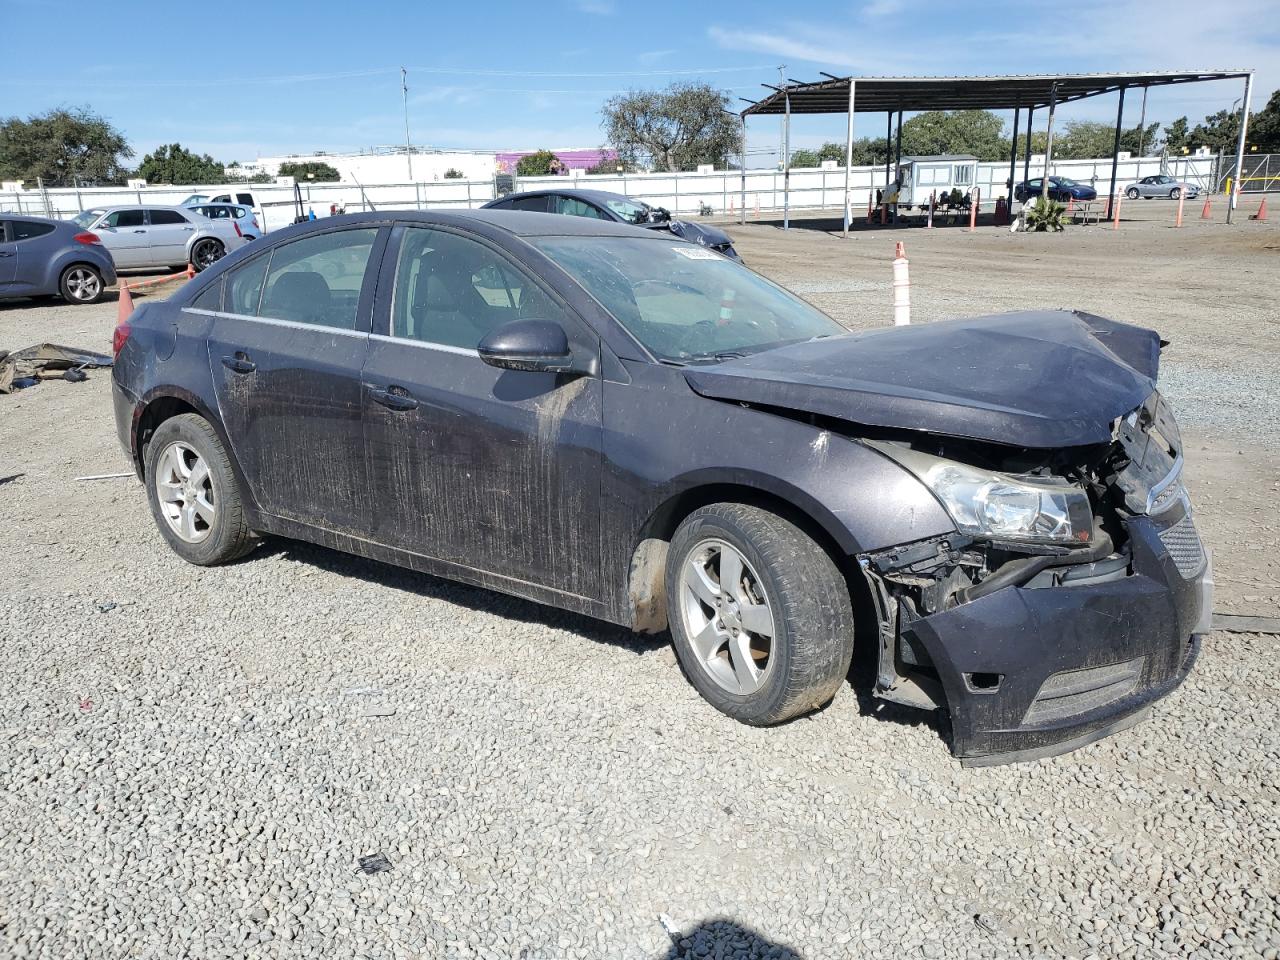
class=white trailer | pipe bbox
[894,155,979,209]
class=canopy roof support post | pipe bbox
[1040,82,1060,203]
[739,115,747,226]
[893,110,903,223]
[1137,86,1149,158]
[1022,106,1035,195]
[1227,72,1254,223]
[884,112,892,192]
[782,89,791,230]
[1106,86,1127,220]
[1008,106,1020,203]
[842,80,856,237]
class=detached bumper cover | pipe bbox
[112,380,142,476]
[903,511,1208,765]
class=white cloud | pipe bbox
[638,48,676,65]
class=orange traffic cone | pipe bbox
[1200,198,1212,220]
[117,281,135,327]
[186,263,196,279]
[1250,197,1268,221]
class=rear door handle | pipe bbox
[133,229,147,234]
[0,251,13,258]
[367,384,419,412]
[221,354,256,374]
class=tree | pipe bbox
[443,167,465,179]
[898,110,1007,160]
[1249,89,1280,153]
[137,143,227,185]
[0,106,132,186]
[1161,117,1190,154]
[516,150,561,176]
[603,82,742,172]
[1054,120,1161,159]
[277,160,341,182]
[1189,109,1240,153]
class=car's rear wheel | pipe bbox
[1170,187,1181,200]
[145,413,254,565]
[59,264,104,304]
[666,503,855,726]
[191,238,225,272]
[1126,187,1140,200]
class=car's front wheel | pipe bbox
[1126,187,1140,200]
[666,503,855,726]
[191,238,225,272]
[59,264,105,304]
[1170,187,1182,200]
[145,413,255,565]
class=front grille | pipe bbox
[1158,513,1206,578]
[1024,657,1144,725]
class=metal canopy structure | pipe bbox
[740,70,1252,116]
[735,69,1256,232]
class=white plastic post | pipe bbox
[892,241,910,326]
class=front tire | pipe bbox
[666,503,855,726]
[191,238,225,272]
[1170,187,1181,200]
[1126,187,1140,200]
[59,264,104,304]
[144,413,254,565]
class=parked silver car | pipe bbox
[69,205,246,272]
[1124,175,1200,200]
[188,202,262,241]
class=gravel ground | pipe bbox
[2,215,1278,959]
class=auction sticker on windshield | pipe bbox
[672,246,721,260]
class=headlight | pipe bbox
[869,443,1094,545]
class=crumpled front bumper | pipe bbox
[901,509,1209,766]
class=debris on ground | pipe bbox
[0,344,113,394]
[74,472,134,481]
[357,853,393,876]
[1213,612,1280,635]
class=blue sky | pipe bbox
[2,0,1275,165]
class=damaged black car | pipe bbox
[111,210,1210,765]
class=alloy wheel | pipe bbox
[64,267,101,302]
[193,239,223,271]
[154,441,216,543]
[679,538,777,695]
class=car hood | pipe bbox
[644,219,734,247]
[683,310,1162,448]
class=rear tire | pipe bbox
[191,238,225,272]
[59,264,105,304]
[666,503,855,726]
[144,413,255,566]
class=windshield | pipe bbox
[70,210,103,228]
[602,197,651,224]
[533,236,845,362]
[1051,177,1079,186]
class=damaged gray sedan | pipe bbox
[111,211,1209,765]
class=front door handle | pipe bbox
[367,384,419,412]
[133,229,147,234]
[0,251,13,258]
[221,354,256,374]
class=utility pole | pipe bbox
[777,65,786,170]
[401,67,414,182]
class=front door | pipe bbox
[98,209,151,267]
[203,225,388,532]
[360,224,602,600]
[0,223,16,287]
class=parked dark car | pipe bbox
[111,211,1209,765]
[483,188,741,261]
[1014,177,1098,203]
[0,215,117,305]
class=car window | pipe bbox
[259,228,378,330]
[105,210,146,228]
[212,195,231,203]
[149,209,188,225]
[202,206,229,219]
[233,206,247,218]
[391,227,558,350]
[71,210,103,229]
[11,220,56,242]
[226,254,270,315]
[555,196,607,219]
[236,194,254,205]
[190,278,223,311]
[508,195,549,212]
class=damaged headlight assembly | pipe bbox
[868,442,1094,545]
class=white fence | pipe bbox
[0,155,1217,231]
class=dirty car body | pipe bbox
[111,210,1208,765]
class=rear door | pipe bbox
[98,209,150,267]
[146,209,196,265]
[0,222,16,287]
[202,225,389,532]
[360,223,603,598]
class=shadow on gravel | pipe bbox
[653,917,802,959]
[256,536,668,656]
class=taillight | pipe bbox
[251,217,260,229]
[112,321,131,358]
[74,232,101,245]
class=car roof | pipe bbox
[493,188,638,207]
[84,203,192,212]
[271,209,676,240]
[4,214,64,225]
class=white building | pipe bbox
[237,147,496,184]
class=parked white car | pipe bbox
[187,202,263,241]
[69,205,247,271]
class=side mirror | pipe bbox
[478,319,577,373]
